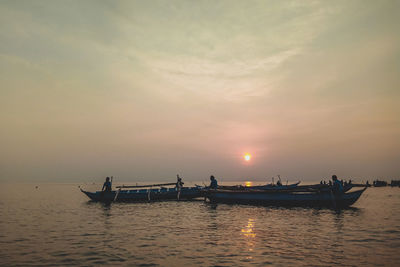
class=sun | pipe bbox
[244,153,251,161]
[245,181,253,187]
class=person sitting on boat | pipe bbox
[209,175,218,189]
[102,177,112,192]
[276,180,282,186]
[176,175,184,189]
[331,175,343,194]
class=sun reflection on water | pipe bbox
[241,218,256,238]
[241,218,256,260]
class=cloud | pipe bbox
[0,0,399,181]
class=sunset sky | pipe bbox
[1,0,399,182]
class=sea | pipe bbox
[1,182,399,266]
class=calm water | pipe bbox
[1,183,399,266]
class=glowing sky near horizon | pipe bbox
[0,0,399,182]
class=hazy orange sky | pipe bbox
[1,0,399,182]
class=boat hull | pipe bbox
[205,188,366,208]
[81,187,203,202]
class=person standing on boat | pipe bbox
[102,177,112,192]
[176,175,184,189]
[209,175,218,189]
[331,175,343,194]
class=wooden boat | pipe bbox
[81,182,204,202]
[204,187,367,208]
[218,182,363,194]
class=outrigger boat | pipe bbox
[81,176,367,208]
[204,187,367,208]
[81,182,204,202]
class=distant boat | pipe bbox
[390,180,400,187]
[81,182,203,202]
[204,187,367,208]
[373,180,388,187]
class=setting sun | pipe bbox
[245,181,253,187]
[244,153,251,161]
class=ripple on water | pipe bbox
[1,184,400,266]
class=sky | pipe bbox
[1,0,399,183]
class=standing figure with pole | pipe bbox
[176,174,184,200]
[101,176,112,200]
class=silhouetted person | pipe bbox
[332,175,343,194]
[102,177,112,192]
[209,175,218,189]
[277,180,282,186]
[176,175,184,189]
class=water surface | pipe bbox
[1,183,399,266]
